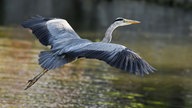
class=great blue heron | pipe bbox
[22,15,155,90]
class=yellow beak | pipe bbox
[124,19,140,24]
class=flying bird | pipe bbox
[22,15,155,90]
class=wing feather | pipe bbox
[67,42,155,75]
[119,55,126,70]
[22,15,81,46]
[124,56,128,71]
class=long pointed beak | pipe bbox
[125,19,140,24]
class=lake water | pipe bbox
[0,27,192,108]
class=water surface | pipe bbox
[0,27,192,108]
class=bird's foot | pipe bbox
[24,69,48,90]
[24,78,38,90]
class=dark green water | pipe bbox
[0,27,192,108]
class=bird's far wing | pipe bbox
[22,15,80,46]
[68,42,155,76]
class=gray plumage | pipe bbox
[22,15,155,76]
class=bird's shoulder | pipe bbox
[46,18,80,38]
[82,42,127,51]
[80,42,141,59]
[46,18,72,31]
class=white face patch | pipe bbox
[115,20,131,27]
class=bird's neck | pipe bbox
[102,22,119,43]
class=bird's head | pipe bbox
[114,17,140,26]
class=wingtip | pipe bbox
[21,15,45,28]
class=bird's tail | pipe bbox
[38,51,73,70]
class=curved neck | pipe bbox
[102,22,119,43]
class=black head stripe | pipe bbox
[114,17,124,22]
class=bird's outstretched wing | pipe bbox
[22,15,80,46]
[67,42,155,76]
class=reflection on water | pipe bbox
[0,27,192,108]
